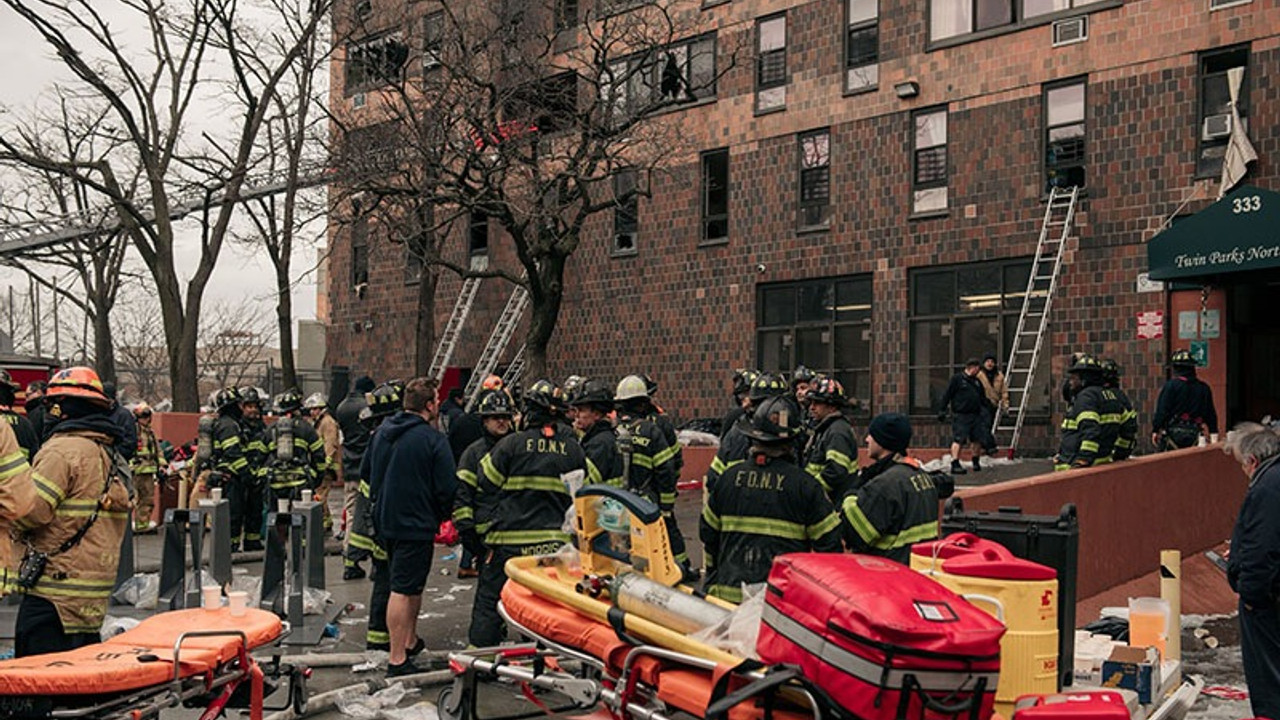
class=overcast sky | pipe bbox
[0,4,321,352]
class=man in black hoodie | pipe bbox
[937,358,996,474]
[366,377,457,677]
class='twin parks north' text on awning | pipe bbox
[1147,185,1280,281]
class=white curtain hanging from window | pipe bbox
[1219,66,1258,199]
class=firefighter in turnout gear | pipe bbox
[238,388,268,551]
[1153,348,1218,451]
[707,373,789,491]
[1102,359,1139,461]
[0,370,38,459]
[338,376,376,579]
[569,380,623,487]
[841,413,941,565]
[453,389,516,583]
[264,388,326,502]
[14,367,132,657]
[467,379,587,648]
[0,372,35,594]
[701,395,842,603]
[721,369,759,441]
[355,381,403,649]
[205,386,252,552]
[615,375,692,574]
[802,377,860,503]
[305,392,340,530]
[1055,354,1124,470]
[130,403,164,533]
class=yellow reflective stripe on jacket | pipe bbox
[702,505,721,530]
[825,448,856,472]
[1114,438,1133,449]
[359,480,371,498]
[457,469,479,488]
[485,528,572,546]
[0,451,29,481]
[1075,411,1101,423]
[31,472,65,507]
[808,512,841,540]
[842,496,881,546]
[32,575,114,598]
[652,443,680,466]
[659,491,677,506]
[706,584,743,604]
[719,515,807,541]
[1080,440,1100,453]
[871,520,939,551]
[503,475,569,494]
[453,506,475,522]
[631,453,654,469]
[214,436,241,449]
[480,454,504,488]
[585,459,602,486]
[804,462,825,480]
[709,455,728,475]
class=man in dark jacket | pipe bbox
[702,395,842,602]
[453,389,516,580]
[24,381,48,442]
[1055,354,1124,471]
[336,376,375,578]
[616,375,690,574]
[439,387,466,433]
[707,373,788,490]
[1153,349,1218,451]
[802,377,859,503]
[367,377,456,677]
[0,371,38,458]
[102,382,137,462]
[468,379,586,648]
[720,369,758,441]
[841,413,940,564]
[1224,423,1280,719]
[937,359,995,474]
[570,380,623,487]
[1102,360,1138,460]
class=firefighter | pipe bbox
[355,381,403,649]
[701,394,842,602]
[13,367,132,657]
[337,376,376,578]
[238,388,269,549]
[1055,354,1124,470]
[615,374,691,574]
[1102,359,1139,460]
[562,375,586,427]
[453,388,516,582]
[305,392,340,531]
[0,395,35,595]
[720,369,759,441]
[1153,348,1218,451]
[203,386,252,552]
[569,379,623,487]
[790,365,817,408]
[841,412,941,564]
[802,377,860,503]
[263,388,326,503]
[130,403,165,533]
[467,379,587,648]
[0,370,38,458]
[642,374,683,480]
[707,373,788,491]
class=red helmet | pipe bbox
[47,366,111,407]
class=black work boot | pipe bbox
[972,457,982,472]
[950,459,967,475]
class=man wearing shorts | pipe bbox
[367,377,457,677]
[937,358,996,475]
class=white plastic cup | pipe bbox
[210,487,223,502]
[300,489,313,504]
[1210,433,1219,444]
[1198,435,1208,447]
[202,585,222,610]
[277,498,290,513]
[227,590,249,617]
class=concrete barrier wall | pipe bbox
[954,446,1246,599]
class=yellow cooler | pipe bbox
[912,534,1060,717]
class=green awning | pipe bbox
[1147,185,1280,281]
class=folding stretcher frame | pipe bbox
[0,608,308,720]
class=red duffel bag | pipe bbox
[757,553,1005,720]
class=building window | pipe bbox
[469,210,488,257]
[555,0,579,30]
[930,0,1107,42]
[405,205,431,285]
[422,11,444,71]
[701,148,729,244]
[845,0,879,93]
[351,216,369,288]
[1045,79,1086,192]
[912,108,948,214]
[908,260,1051,414]
[1197,45,1249,178]
[755,14,787,113]
[345,34,409,94]
[604,34,716,121]
[757,275,873,414]
[613,169,638,255]
[504,72,578,135]
[798,130,831,230]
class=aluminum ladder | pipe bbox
[428,275,484,383]
[463,284,529,404]
[501,344,527,387]
[992,185,1080,455]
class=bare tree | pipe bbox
[199,298,275,390]
[0,0,333,410]
[114,296,170,403]
[330,0,740,376]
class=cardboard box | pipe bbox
[1100,646,1161,704]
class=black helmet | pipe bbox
[806,377,848,407]
[732,368,759,398]
[476,388,515,417]
[569,379,614,410]
[274,387,304,414]
[1068,354,1103,375]
[0,370,17,391]
[214,386,243,412]
[641,374,658,397]
[747,372,788,402]
[742,395,804,444]
[240,387,262,406]
[790,365,817,387]
[523,378,565,414]
[1169,348,1196,367]
[366,381,404,419]
[562,375,586,404]
[1100,359,1121,385]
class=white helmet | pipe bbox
[303,392,327,410]
[614,375,649,402]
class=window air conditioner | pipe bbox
[614,233,636,252]
[352,92,366,108]
[1052,17,1087,46]
[1203,113,1233,140]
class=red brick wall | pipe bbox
[327,0,1279,452]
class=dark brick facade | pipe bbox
[327,0,1278,453]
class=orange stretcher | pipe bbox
[0,607,307,720]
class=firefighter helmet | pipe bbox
[523,379,564,414]
[1170,348,1197,367]
[806,377,848,407]
[481,375,504,391]
[615,375,650,402]
[569,379,614,409]
[239,387,262,407]
[133,402,153,418]
[275,387,304,414]
[303,392,327,410]
[747,372,788,402]
[212,386,243,412]
[476,389,515,417]
[641,374,659,397]
[47,366,111,407]
[1068,354,1103,374]
[366,381,404,419]
[562,375,586,403]
[732,369,759,398]
[1100,359,1121,384]
[742,395,803,444]
[0,370,17,391]
[790,365,817,387]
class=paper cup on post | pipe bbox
[203,585,222,609]
[228,590,249,617]
[277,498,290,513]
[210,487,223,502]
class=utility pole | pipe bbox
[29,276,40,356]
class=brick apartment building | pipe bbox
[325,0,1279,454]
